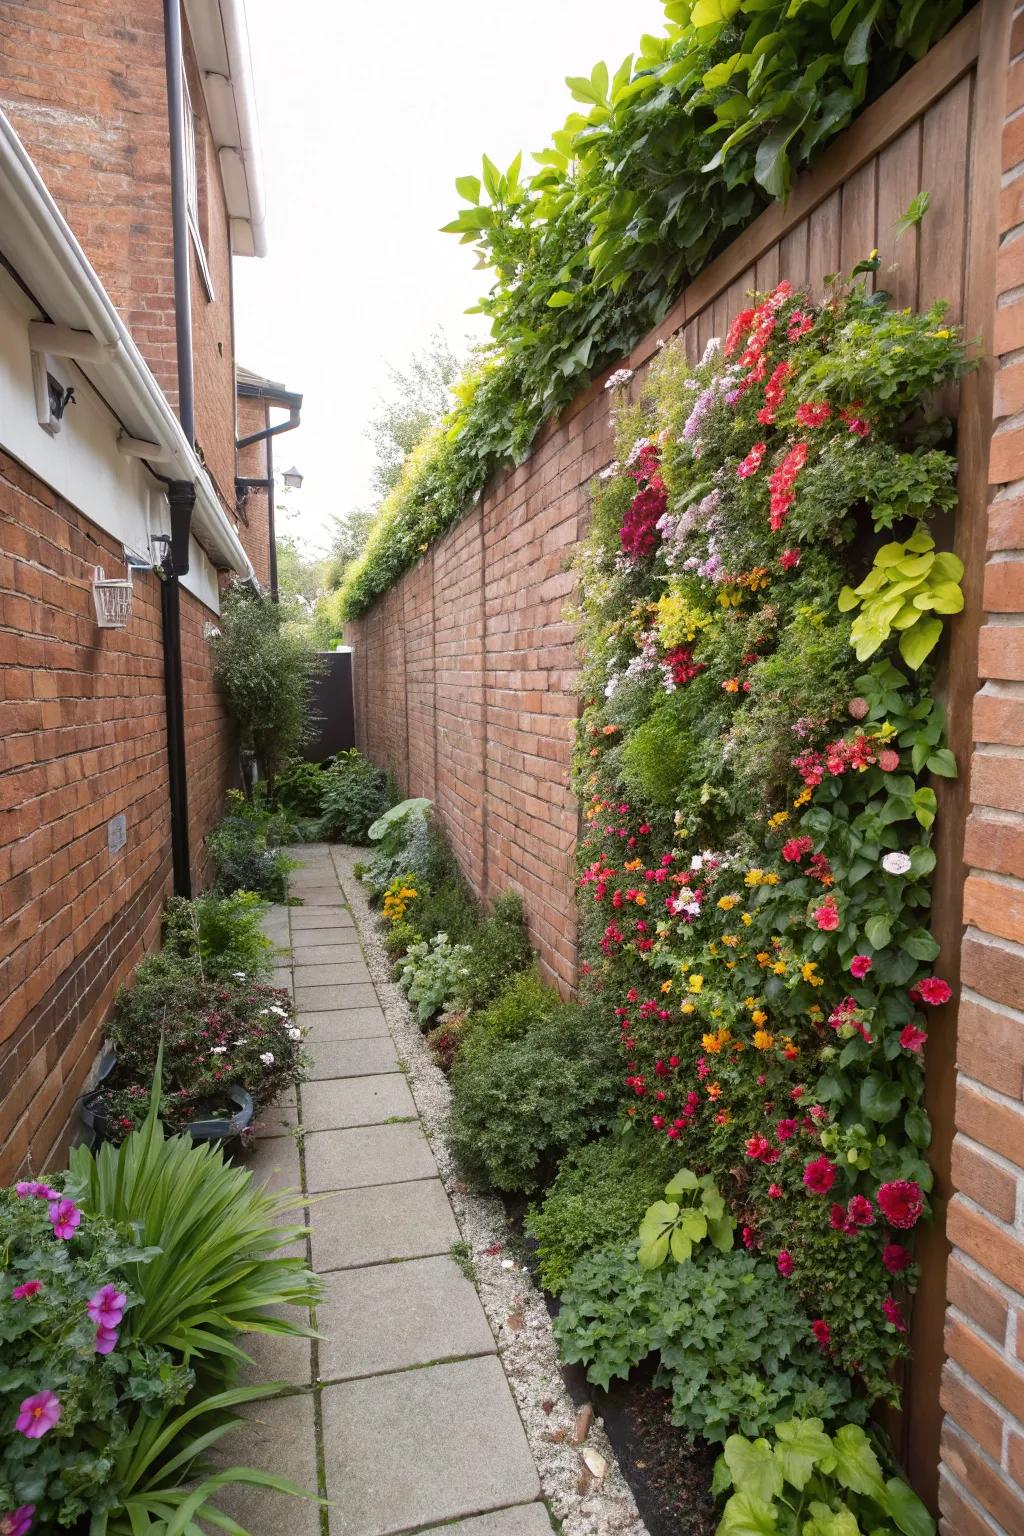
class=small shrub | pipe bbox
[455,890,533,1011]
[398,933,473,1025]
[384,917,421,961]
[163,890,272,979]
[447,1000,622,1193]
[456,969,562,1069]
[273,756,326,818]
[554,1246,862,1444]
[209,791,291,900]
[213,583,320,776]
[318,750,394,843]
[426,1013,467,1073]
[526,1134,680,1295]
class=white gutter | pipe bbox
[219,0,267,258]
[0,108,254,578]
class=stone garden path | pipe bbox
[221,844,551,1536]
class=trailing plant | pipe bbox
[713,1418,935,1536]
[338,1,964,617]
[554,1246,862,1445]
[318,749,395,843]
[638,1167,735,1269]
[213,584,321,778]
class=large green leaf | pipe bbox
[831,1424,886,1497]
[772,1418,835,1490]
[724,1435,784,1502]
[718,1488,781,1536]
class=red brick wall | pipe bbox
[0,448,235,1182]
[938,5,1024,1532]
[236,393,273,587]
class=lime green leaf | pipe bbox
[665,1168,699,1195]
[547,290,576,308]
[718,1488,780,1536]
[879,1475,937,1536]
[455,175,481,205]
[692,0,742,25]
[899,616,943,670]
[832,1424,886,1497]
[723,1435,783,1502]
[669,1226,694,1263]
[772,1418,835,1490]
[637,1231,670,1269]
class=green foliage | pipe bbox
[385,917,422,961]
[398,933,473,1024]
[163,891,272,980]
[457,891,534,1011]
[272,755,326,819]
[209,791,293,900]
[526,1133,680,1295]
[448,1000,623,1193]
[339,2,964,616]
[638,1167,735,1269]
[318,749,394,843]
[368,796,434,848]
[714,1418,935,1536]
[838,529,964,669]
[554,1247,861,1444]
[213,584,321,776]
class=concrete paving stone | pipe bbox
[236,1136,307,1258]
[272,965,294,994]
[237,1302,314,1389]
[441,1507,556,1536]
[318,1255,493,1381]
[254,1097,299,1137]
[309,1178,460,1271]
[299,1007,389,1042]
[294,961,371,987]
[298,983,380,1015]
[321,1356,540,1536]
[305,1122,435,1192]
[309,1036,399,1079]
[293,889,347,906]
[291,941,363,964]
[301,1073,416,1131]
[211,1390,321,1536]
[291,909,355,931]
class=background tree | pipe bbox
[365,330,460,500]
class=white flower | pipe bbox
[233,972,247,980]
[700,336,722,365]
[604,367,634,391]
[882,851,912,875]
[259,1051,275,1066]
[597,460,620,481]
[287,1027,302,1041]
[210,1046,227,1055]
[269,1005,288,1017]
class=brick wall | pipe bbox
[0,447,235,1182]
[938,5,1024,1531]
[236,393,273,587]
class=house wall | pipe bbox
[346,5,1024,1523]
[236,392,273,587]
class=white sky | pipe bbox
[233,0,666,551]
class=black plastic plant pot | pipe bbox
[79,1054,255,1145]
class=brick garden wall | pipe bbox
[0,448,235,1183]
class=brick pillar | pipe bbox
[939,6,1024,1532]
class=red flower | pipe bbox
[829,1203,848,1232]
[745,1133,773,1162]
[782,836,813,864]
[777,1250,794,1277]
[847,1195,875,1227]
[776,1118,797,1141]
[912,976,952,1007]
[883,1295,907,1332]
[883,1242,912,1274]
[795,402,831,428]
[737,442,767,479]
[768,1183,783,1199]
[779,547,801,570]
[877,1180,924,1230]
[813,903,839,932]
[787,309,814,343]
[850,955,872,980]
[803,1156,837,1194]
[724,307,756,357]
[899,1024,928,1053]
[811,1319,831,1350]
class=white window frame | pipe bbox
[181,66,215,302]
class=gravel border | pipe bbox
[329,844,648,1536]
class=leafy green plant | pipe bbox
[213,584,321,778]
[163,891,272,979]
[272,755,326,818]
[318,749,394,843]
[455,969,564,1070]
[838,528,964,669]
[526,1133,680,1295]
[554,1247,861,1444]
[638,1168,735,1268]
[209,791,292,900]
[398,932,473,1024]
[713,1418,934,1536]
[455,890,534,1011]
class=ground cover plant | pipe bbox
[209,791,293,900]
[338,0,964,619]
[569,263,965,1408]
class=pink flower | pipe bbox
[850,955,872,980]
[779,547,801,570]
[912,976,952,1007]
[47,1198,81,1240]
[87,1283,127,1330]
[11,1281,42,1301]
[15,1182,59,1201]
[829,1203,848,1231]
[776,1118,797,1141]
[811,1319,831,1350]
[736,442,767,479]
[15,1390,61,1439]
[813,903,839,932]
[900,1024,928,1053]
[0,1507,35,1536]
[782,835,813,864]
[883,1242,912,1274]
[847,1195,874,1226]
[795,401,831,428]
[877,1180,924,1230]
[883,1295,908,1332]
[803,1156,837,1194]
[777,1250,794,1276]
[94,1325,120,1356]
[877,748,901,773]
[768,1183,783,1199]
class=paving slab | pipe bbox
[237,1301,314,1389]
[442,1507,555,1536]
[302,1073,416,1130]
[305,1122,436,1192]
[296,982,378,1012]
[318,1255,494,1381]
[308,1037,398,1079]
[290,909,355,932]
[272,965,294,994]
[309,1178,461,1271]
[293,889,348,907]
[240,1133,303,1196]
[254,1097,299,1136]
[321,1356,540,1536]
[213,1390,321,1536]
[294,961,372,986]
[292,942,363,963]
[299,1006,389,1042]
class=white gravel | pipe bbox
[330,844,648,1536]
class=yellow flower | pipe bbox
[634,892,647,906]
[625,858,643,871]
[681,1001,695,1015]
[741,912,753,926]
[794,787,813,808]
[722,934,739,948]
[745,868,764,886]
[756,951,771,966]
[768,811,789,828]
[660,979,673,994]
[702,1031,722,1053]
[772,961,788,976]
[744,997,755,1008]
[706,1082,722,1100]
[718,894,740,911]
[751,1009,768,1027]
[764,873,779,886]
[753,1029,775,1050]
[689,974,704,994]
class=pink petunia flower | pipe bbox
[1,1506,35,1536]
[776,1250,794,1277]
[15,1390,61,1439]
[813,903,839,932]
[94,1325,120,1355]
[87,1284,127,1330]
[847,1195,875,1227]
[803,1156,837,1194]
[849,955,872,979]
[768,1183,783,1199]
[900,1024,928,1053]
[811,1319,831,1350]
[776,1118,797,1141]
[11,1281,42,1301]
[912,976,952,1007]
[47,1198,81,1240]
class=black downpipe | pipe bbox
[162,0,196,898]
[266,428,278,599]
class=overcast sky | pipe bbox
[232,0,666,551]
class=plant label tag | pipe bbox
[107,813,127,855]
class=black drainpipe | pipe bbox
[161,0,196,898]
[236,393,302,602]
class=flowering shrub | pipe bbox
[0,1185,192,1530]
[383,876,420,924]
[570,265,965,1401]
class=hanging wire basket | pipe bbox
[92,566,133,629]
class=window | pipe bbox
[181,65,215,301]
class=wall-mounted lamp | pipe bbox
[282,465,303,490]
[92,566,133,628]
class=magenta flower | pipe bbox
[877,1179,924,1230]
[87,1284,127,1330]
[776,1250,794,1277]
[883,1295,908,1332]
[899,1023,927,1053]
[0,1506,35,1536]
[15,1182,59,1201]
[849,955,872,980]
[847,1195,875,1227]
[883,1241,912,1274]
[811,1319,831,1351]
[803,1155,837,1195]
[11,1281,42,1300]
[47,1198,81,1240]
[94,1324,120,1355]
[15,1390,61,1439]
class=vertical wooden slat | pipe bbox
[919,72,974,321]
[807,188,841,297]
[780,220,809,288]
[840,159,878,280]
[876,121,925,309]
[755,243,781,293]
[696,305,715,353]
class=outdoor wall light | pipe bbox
[282,465,303,489]
[92,566,134,629]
